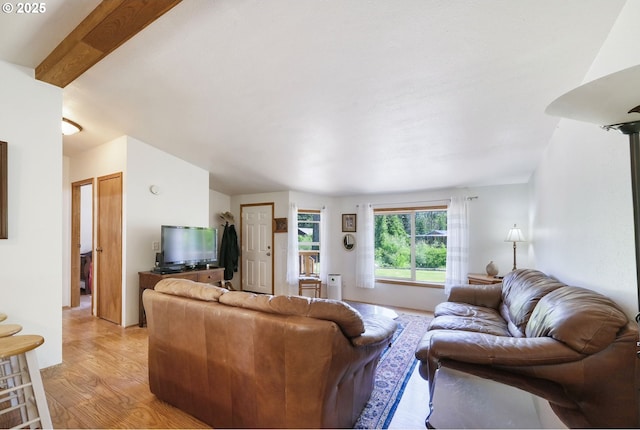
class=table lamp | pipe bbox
[505,224,525,271]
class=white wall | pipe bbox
[228,191,334,296]
[0,60,63,368]
[232,184,529,311]
[530,4,640,426]
[468,184,530,275]
[125,136,210,326]
[333,184,529,311]
[68,136,127,317]
[69,135,209,326]
[289,191,332,296]
[80,184,92,253]
[210,189,231,224]
[69,136,127,181]
[62,156,71,309]
[531,0,640,319]
[230,191,290,294]
[209,188,231,266]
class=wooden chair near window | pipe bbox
[298,254,321,298]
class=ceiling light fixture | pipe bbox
[61,117,82,135]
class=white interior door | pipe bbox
[241,204,273,294]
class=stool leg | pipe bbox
[0,352,52,429]
[23,350,52,429]
[0,356,25,428]
[0,355,27,428]
[14,355,31,426]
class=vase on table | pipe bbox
[485,261,499,277]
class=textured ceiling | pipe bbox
[0,0,626,196]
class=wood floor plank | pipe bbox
[41,296,210,429]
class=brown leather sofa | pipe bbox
[143,278,397,428]
[415,269,640,428]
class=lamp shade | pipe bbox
[505,224,525,242]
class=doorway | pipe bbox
[71,179,94,309]
[70,173,124,324]
[96,172,123,325]
[241,203,274,295]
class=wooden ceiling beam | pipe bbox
[36,0,182,88]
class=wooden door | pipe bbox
[71,179,93,308]
[241,203,273,294]
[96,172,123,324]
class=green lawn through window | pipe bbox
[375,268,446,283]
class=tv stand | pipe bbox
[138,267,224,327]
[151,267,182,274]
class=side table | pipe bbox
[467,273,503,285]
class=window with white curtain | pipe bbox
[374,206,448,284]
[298,210,321,275]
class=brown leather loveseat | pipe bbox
[415,269,639,428]
[143,278,397,428]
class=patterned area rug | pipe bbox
[354,313,432,429]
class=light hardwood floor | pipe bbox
[41,296,209,429]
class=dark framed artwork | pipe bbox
[274,217,287,233]
[342,213,356,232]
[0,141,6,239]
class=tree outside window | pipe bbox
[374,207,447,283]
[298,211,321,275]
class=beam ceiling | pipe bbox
[36,0,181,88]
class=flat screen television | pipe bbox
[160,225,218,270]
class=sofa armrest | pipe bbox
[448,283,502,309]
[351,316,398,347]
[416,330,584,366]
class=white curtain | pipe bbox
[355,203,375,289]
[445,196,469,294]
[286,202,299,287]
[319,206,329,284]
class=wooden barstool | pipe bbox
[0,334,52,429]
[0,324,22,339]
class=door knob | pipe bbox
[96,247,103,252]
[266,252,271,256]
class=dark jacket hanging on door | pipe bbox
[220,222,239,281]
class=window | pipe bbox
[374,206,447,284]
[298,211,321,275]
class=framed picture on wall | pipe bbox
[274,217,287,233]
[0,141,6,239]
[342,213,356,232]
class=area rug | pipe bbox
[354,313,432,429]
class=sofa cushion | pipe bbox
[436,301,501,319]
[434,302,511,335]
[501,269,566,336]
[429,314,511,337]
[155,278,228,301]
[219,291,365,338]
[526,286,629,354]
[447,283,502,309]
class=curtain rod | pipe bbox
[359,196,478,207]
